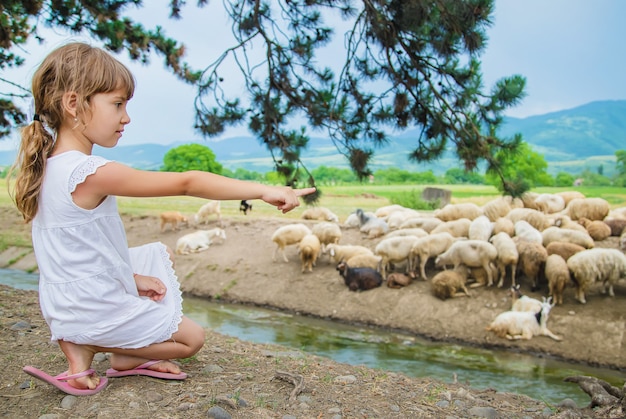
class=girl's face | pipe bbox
[82,88,131,148]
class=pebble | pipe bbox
[60,395,77,409]
[333,374,356,384]
[10,320,30,331]
[207,406,231,419]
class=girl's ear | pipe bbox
[61,91,79,118]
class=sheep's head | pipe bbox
[336,261,347,275]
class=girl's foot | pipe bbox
[57,340,100,390]
[109,354,182,374]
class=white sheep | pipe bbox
[468,215,494,241]
[492,217,515,237]
[297,233,321,273]
[486,299,562,341]
[301,206,339,223]
[435,202,483,222]
[194,201,222,225]
[434,240,498,286]
[541,226,595,249]
[271,223,313,262]
[384,228,428,239]
[562,197,610,221]
[327,243,374,265]
[508,285,543,313]
[555,191,585,207]
[550,214,588,233]
[175,228,226,255]
[160,211,189,232]
[345,253,382,270]
[409,232,457,280]
[430,218,471,238]
[514,220,543,244]
[357,208,389,238]
[607,206,626,220]
[545,254,570,305]
[621,228,626,252]
[311,222,342,253]
[374,204,407,219]
[398,216,443,233]
[375,236,420,277]
[506,208,552,231]
[534,193,566,214]
[481,197,512,222]
[489,232,519,288]
[386,209,421,230]
[566,248,626,304]
[343,212,363,229]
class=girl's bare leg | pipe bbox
[100,316,205,373]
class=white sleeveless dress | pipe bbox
[31,151,183,348]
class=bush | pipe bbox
[389,189,439,210]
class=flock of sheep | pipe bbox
[158,191,626,341]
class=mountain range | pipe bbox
[1,100,624,176]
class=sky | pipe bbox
[3,0,626,150]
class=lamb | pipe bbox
[466,265,499,289]
[239,200,252,215]
[194,201,222,226]
[509,284,542,313]
[577,217,611,241]
[514,220,543,244]
[374,236,420,277]
[398,216,443,233]
[409,232,456,280]
[430,269,471,300]
[541,226,594,249]
[386,273,413,289]
[327,243,374,265]
[311,222,342,253]
[489,232,519,288]
[434,202,483,222]
[297,234,321,273]
[562,197,610,221]
[271,223,313,262]
[434,240,498,286]
[486,299,562,341]
[336,261,383,292]
[345,253,382,270]
[514,239,548,291]
[430,218,471,238]
[468,215,494,241]
[545,254,570,305]
[301,206,339,223]
[566,248,626,304]
[545,241,585,261]
[356,208,389,238]
[175,228,226,255]
[159,211,189,232]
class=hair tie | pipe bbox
[33,114,41,122]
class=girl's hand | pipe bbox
[262,186,316,213]
[134,273,167,302]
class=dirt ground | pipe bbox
[1,207,625,418]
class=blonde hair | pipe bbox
[9,42,135,222]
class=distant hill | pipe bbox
[1,100,624,176]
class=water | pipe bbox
[3,269,624,406]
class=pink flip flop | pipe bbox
[23,365,108,396]
[106,360,187,380]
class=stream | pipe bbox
[2,268,624,407]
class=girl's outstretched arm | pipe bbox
[72,162,316,213]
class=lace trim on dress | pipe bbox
[68,156,110,193]
[154,243,184,344]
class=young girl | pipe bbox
[10,42,315,396]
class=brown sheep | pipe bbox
[386,273,413,289]
[603,218,626,236]
[431,270,471,300]
[545,254,570,305]
[545,241,585,262]
[159,211,189,232]
[514,238,548,291]
[578,217,611,241]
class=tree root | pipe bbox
[564,375,624,409]
[274,370,305,402]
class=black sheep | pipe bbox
[336,261,383,292]
[240,200,252,215]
